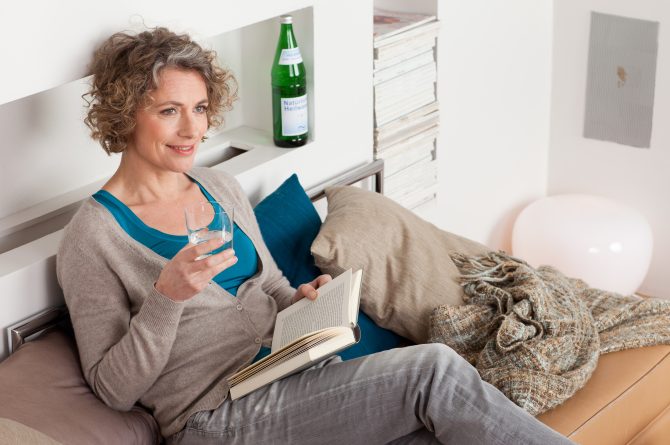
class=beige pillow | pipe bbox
[311,186,491,343]
[0,328,160,445]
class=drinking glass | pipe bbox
[184,201,234,259]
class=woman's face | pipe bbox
[128,67,209,174]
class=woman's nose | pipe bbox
[178,112,199,138]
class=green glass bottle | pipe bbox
[271,15,308,148]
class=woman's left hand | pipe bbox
[292,274,332,304]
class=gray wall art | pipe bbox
[583,12,659,148]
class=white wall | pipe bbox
[0,0,558,255]
[1,0,565,347]
[0,0,372,247]
[549,0,669,296]
[437,0,554,252]
[0,0,373,357]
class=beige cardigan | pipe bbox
[57,167,296,437]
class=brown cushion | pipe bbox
[0,328,160,445]
[310,186,491,343]
[538,345,670,444]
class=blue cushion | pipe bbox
[254,174,404,360]
[253,174,322,287]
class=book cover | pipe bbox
[384,159,437,197]
[376,140,436,178]
[375,90,436,118]
[373,50,435,86]
[375,109,440,147]
[374,8,437,46]
[374,39,437,70]
[375,25,439,60]
[376,120,439,151]
[375,85,436,112]
[391,183,439,210]
[375,128,439,157]
[375,91,436,127]
[374,63,437,98]
[375,102,439,139]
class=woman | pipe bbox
[57,27,573,444]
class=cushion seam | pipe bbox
[568,348,670,437]
[625,402,670,444]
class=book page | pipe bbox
[227,271,362,399]
[229,328,356,400]
[228,327,347,385]
[349,269,362,323]
[272,269,353,352]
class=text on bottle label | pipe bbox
[279,48,303,65]
[280,95,308,136]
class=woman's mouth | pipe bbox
[167,144,194,155]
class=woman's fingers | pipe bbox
[305,274,333,298]
[294,274,335,303]
[183,250,238,293]
[156,244,236,302]
[198,248,237,277]
[314,274,332,288]
[178,237,225,262]
[295,283,317,301]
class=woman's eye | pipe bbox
[160,108,177,115]
[195,105,208,113]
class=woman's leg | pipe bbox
[169,344,573,445]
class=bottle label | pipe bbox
[280,95,308,136]
[279,48,303,65]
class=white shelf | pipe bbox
[0,4,316,255]
[0,125,310,252]
[205,126,313,177]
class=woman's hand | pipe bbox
[292,274,332,304]
[155,238,238,302]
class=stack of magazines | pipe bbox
[373,8,440,210]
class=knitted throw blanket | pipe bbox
[428,252,670,416]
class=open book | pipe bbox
[228,269,363,400]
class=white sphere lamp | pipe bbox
[512,194,653,295]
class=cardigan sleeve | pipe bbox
[57,226,185,411]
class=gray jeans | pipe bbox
[167,344,573,445]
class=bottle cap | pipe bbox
[280,15,293,24]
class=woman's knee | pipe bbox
[362,344,466,377]
[404,343,463,370]
[416,342,458,357]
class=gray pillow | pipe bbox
[311,186,491,343]
[0,328,160,445]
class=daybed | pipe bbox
[1,161,668,444]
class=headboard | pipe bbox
[3,160,384,357]
[306,159,383,200]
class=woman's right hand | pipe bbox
[155,238,238,302]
